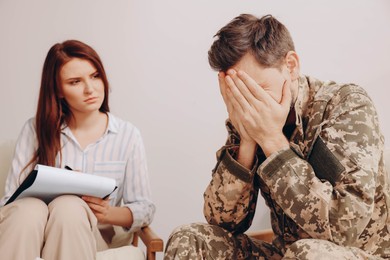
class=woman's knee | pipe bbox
[48,195,95,226]
[0,197,48,231]
[13,197,48,217]
[49,195,88,213]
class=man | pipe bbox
[164,14,389,259]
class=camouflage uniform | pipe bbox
[165,75,390,259]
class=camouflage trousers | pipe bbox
[164,223,384,260]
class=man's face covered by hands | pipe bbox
[218,51,299,157]
[230,52,293,104]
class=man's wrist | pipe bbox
[237,140,257,170]
[258,136,289,157]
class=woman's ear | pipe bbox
[285,51,300,80]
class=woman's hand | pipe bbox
[82,195,111,224]
[82,196,134,227]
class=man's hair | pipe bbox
[208,14,295,71]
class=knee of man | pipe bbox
[165,222,235,258]
[285,239,363,260]
[168,222,232,243]
[167,223,207,244]
[284,239,313,259]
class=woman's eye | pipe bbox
[92,73,100,79]
[70,80,80,85]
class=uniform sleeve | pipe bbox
[203,120,261,234]
[0,118,37,207]
[122,128,156,233]
[258,91,383,244]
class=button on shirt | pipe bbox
[0,113,155,233]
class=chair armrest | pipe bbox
[136,226,164,260]
[246,228,274,243]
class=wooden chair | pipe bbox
[246,228,274,243]
[133,226,164,260]
[0,140,163,260]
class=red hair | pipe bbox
[26,40,110,170]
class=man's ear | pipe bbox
[285,51,300,80]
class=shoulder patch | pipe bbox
[308,137,345,186]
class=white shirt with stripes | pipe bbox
[0,113,155,233]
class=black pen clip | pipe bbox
[103,186,118,200]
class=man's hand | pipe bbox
[224,69,291,157]
[219,71,256,145]
[219,71,257,168]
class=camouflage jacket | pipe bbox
[204,75,390,257]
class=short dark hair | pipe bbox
[208,14,295,71]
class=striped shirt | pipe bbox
[0,113,155,233]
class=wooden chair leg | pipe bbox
[132,232,139,247]
[136,226,164,260]
[246,228,274,243]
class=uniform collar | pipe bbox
[289,75,310,147]
[294,75,311,123]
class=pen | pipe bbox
[103,186,118,200]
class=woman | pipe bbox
[0,40,155,259]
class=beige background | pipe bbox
[1,1,389,258]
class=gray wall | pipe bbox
[1,1,389,258]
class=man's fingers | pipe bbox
[225,82,245,114]
[225,75,251,112]
[218,71,228,102]
[227,69,259,105]
[218,72,234,113]
[236,70,271,102]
